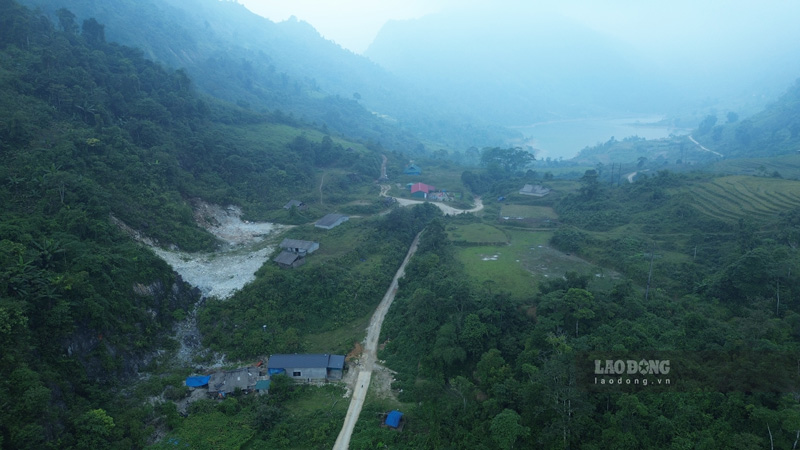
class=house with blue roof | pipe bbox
[403,164,422,175]
[383,410,405,431]
[267,353,346,380]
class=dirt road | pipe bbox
[688,135,724,157]
[332,231,423,450]
[381,184,484,215]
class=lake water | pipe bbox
[511,116,691,161]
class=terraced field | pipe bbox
[710,154,800,179]
[685,175,800,222]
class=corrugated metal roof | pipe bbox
[268,354,345,370]
[274,251,302,265]
[315,213,348,228]
[410,182,434,194]
[283,199,304,209]
[280,239,318,251]
[328,354,345,369]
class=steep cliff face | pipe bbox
[62,276,201,382]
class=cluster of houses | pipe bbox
[275,199,351,269]
[406,182,454,201]
[274,238,319,269]
[185,353,346,397]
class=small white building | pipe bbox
[519,184,551,197]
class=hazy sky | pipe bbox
[236,0,800,57]
[236,0,453,53]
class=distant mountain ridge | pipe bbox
[20,0,517,150]
[365,8,677,125]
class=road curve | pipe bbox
[332,231,423,450]
[381,184,484,215]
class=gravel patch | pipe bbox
[115,200,289,366]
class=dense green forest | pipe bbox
[4,0,800,448]
[356,171,800,449]
[19,0,517,151]
[0,1,388,447]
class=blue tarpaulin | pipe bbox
[386,410,403,428]
[185,375,210,387]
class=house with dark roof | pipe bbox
[274,251,305,269]
[315,213,349,230]
[208,367,261,395]
[267,354,346,380]
[279,239,319,255]
[403,164,421,175]
[283,199,308,211]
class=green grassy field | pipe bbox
[682,175,800,222]
[499,204,558,220]
[447,223,508,244]
[303,310,373,355]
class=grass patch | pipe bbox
[303,310,373,355]
[447,223,508,244]
[455,227,622,299]
[454,228,549,299]
[500,204,558,220]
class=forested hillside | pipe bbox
[692,78,800,158]
[19,0,517,151]
[0,1,385,447]
[574,77,800,169]
[356,170,800,448]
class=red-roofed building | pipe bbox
[410,182,435,199]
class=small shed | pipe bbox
[267,354,346,380]
[274,251,305,269]
[254,380,271,395]
[279,238,319,255]
[315,213,349,230]
[403,164,422,175]
[283,200,308,211]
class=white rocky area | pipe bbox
[115,200,288,365]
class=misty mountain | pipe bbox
[694,78,800,158]
[365,8,679,126]
[19,0,517,150]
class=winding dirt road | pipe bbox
[381,184,484,215]
[688,135,724,157]
[332,231,423,450]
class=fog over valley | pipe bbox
[5,0,800,448]
[243,0,800,156]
